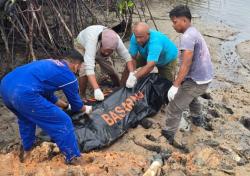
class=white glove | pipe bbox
[94,88,104,101]
[126,72,137,88]
[150,67,158,73]
[168,86,179,101]
[66,104,71,111]
[84,105,92,114]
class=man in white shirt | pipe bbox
[74,25,134,101]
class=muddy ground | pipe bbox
[0,2,250,176]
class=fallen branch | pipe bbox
[28,2,36,60]
[0,0,137,71]
[144,0,158,30]
[132,137,162,153]
[50,0,73,38]
[0,21,11,57]
[203,33,232,41]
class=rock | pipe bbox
[208,109,220,118]
[140,119,153,129]
[194,158,205,166]
[213,103,234,115]
[191,115,213,131]
[219,144,231,154]
[205,114,214,122]
[232,153,242,163]
[221,162,234,170]
[208,100,214,108]
[219,144,245,163]
[145,134,157,142]
[240,116,250,130]
[237,158,248,166]
[200,93,212,100]
[28,142,60,162]
[221,169,235,175]
[241,149,250,160]
[222,105,234,114]
[192,147,221,168]
[203,140,220,147]
[160,149,172,160]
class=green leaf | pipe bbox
[127,1,134,8]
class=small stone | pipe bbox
[200,92,212,100]
[208,101,214,107]
[205,114,214,122]
[221,162,234,170]
[237,158,248,166]
[222,105,234,114]
[242,149,250,160]
[219,144,231,154]
[145,134,157,142]
[204,140,220,147]
[208,109,220,118]
[140,118,153,129]
[240,116,250,130]
[221,169,235,175]
[232,153,241,162]
[194,158,205,166]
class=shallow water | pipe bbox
[177,0,250,34]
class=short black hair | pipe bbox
[63,49,83,63]
[169,5,192,21]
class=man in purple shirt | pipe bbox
[162,5,213,150]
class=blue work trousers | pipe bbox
[0,86,80,162]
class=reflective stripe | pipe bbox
[59,79,77,88]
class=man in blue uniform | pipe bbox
[0,51,92,164]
